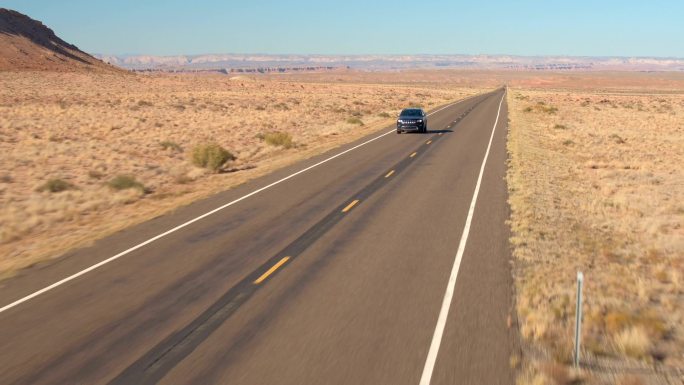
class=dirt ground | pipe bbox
[507,84,684,384]
[2,68,682,384]
[0,70,483,276]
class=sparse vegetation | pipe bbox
[260,131,294,149]
[524,102,558,114]
[191,143,235,171]
[609,133,626,144]
[377,112,391,118]
[346,117,364,125]
[174,174,193,185]
[3,69,684,385]
[508,89,684,383]
[37,178,75,193]
[0,69,483,278]
[88,170,104,180]
[273,102,289,111]
[107,175,146,192]
[160,140,182,152]
[614,326,651,359]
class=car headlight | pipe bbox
[397,119,403,123]
[417,119,423,123]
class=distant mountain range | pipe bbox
[96,53,684,72]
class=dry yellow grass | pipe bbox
[276,69,684,92]
[0,71,483,277]
[3,68,682,382]
[507,85,684,382]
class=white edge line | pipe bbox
[418,90,506,385]
[0,93,485,315]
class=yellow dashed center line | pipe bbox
[426,140,432,145]
[254,256,290,284]
[385,170,395,178]
[342,199,360,213]
[410,152,417,158]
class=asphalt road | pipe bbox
[0,88,515,384]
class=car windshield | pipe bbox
[400,109,422,117]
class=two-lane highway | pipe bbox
[0,89,514,384]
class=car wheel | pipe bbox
[396,130,401,134]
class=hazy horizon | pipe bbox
[98,52,684,59]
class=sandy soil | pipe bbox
[0,71,482,277]
[2,68,683,384]
[507,87,684,384]
[273,69,684,92]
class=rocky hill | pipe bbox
[0,8,118,72]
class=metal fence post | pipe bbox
[574,271,584,368]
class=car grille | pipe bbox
[399,119,420,125]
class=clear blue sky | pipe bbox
[3,0,682,57]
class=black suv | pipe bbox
[396,108,428,134]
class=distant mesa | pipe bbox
[98,53,684,73]
[0,8,119,72]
